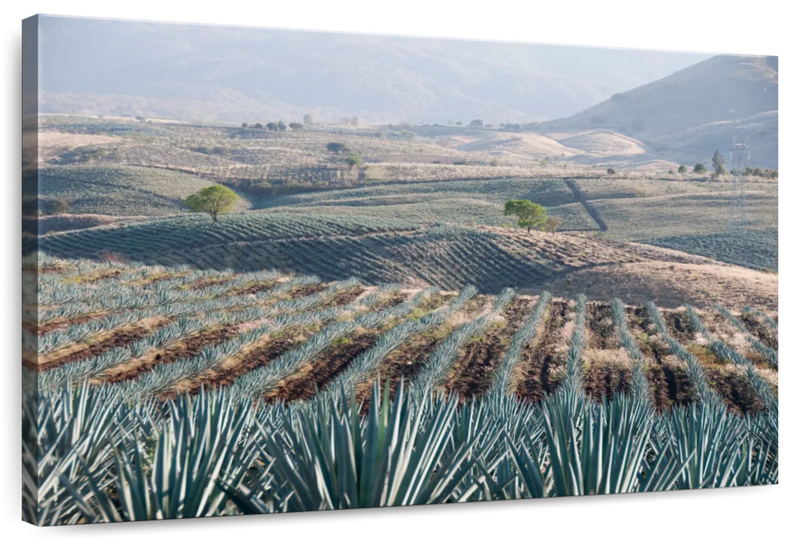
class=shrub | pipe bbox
[678,165,687,174]
[346,154,363,168]
[694,163,707,174]
[607,168,616,175]
[327,142,348,154]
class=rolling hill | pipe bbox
[543,55,778,168]
[36,212,778,309]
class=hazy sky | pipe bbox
[35,15,713,123]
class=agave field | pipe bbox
[39,213,714,294]
[23,253,779,525]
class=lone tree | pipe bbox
[678,165,687,174]
[544,216,562,236]
[504,199,547,233]
[278,121,287,131]
[607,168,616,175]
[346,154,363,168]
[469,119,484,129]
[184,185,239,222]
[694,162,707,174]
[712,150,728,175]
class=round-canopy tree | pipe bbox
[504,199,547,233]
[184,185,239,222]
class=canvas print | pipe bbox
[21,15,778,526]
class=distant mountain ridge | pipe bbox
[36,16,710,125]
[542,55,778,169]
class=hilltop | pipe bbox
[542,55,778,168]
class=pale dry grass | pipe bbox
[36,131,122,163]
[535,261,778,311]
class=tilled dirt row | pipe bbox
[445,297,534,400]
[741,312,778,350]
[39,318,169,371]
[102,325,240,383]
[515,300,569,402]
[265,331,380,402]
[354,295,485,410]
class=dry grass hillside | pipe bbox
[543,55,778,168]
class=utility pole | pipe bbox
[728,136,750,234]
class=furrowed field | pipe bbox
[24,116,779,525]
[23,253,778,524]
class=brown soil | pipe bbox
[319,287,367,309]
[265,331,380,402]
[288,283,329,299]
[587,303,616,349]
[369,292,410,313]
[37,312,106,335]
[446,298,533,400]
[22,321,37,335]
[663,309,695,344]
[102,325,239,383]
[126,273,186,287]
[226,280,281,297]
[353,293,477,408]
[584,360,632,402]
[181,328,308,394]
[741,313,778,350]
[39,318,168,371]
[418,293,455,313]
[705,367,765,415]
[626,306,680,410]
[189,277,234,291]
[65,269,122,284]
[356,327,449,412]
[516,300,568,403]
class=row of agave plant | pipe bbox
[25,351,778,524]
[25,260,779,525]
[35,275,382,391]
[38,270,319,325]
